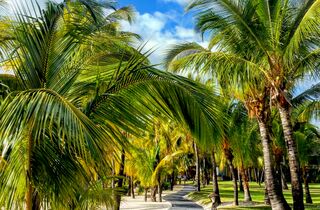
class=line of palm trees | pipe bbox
[165,1,320,210]
[0,0,318,210]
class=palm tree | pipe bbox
[0,0,227,209]
[229,103,261,202]
[0,1,119,209]
[180,1,320,209]
[291,84,320,204]
[124,119,188,202]
[165,40,290,208]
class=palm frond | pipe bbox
[292,82,320,106]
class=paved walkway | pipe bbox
[164,185,204,210]
[120,185,203,210]
[120,195,171,210]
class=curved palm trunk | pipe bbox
[194,142,200,192]
[303,167,312,204]
[258,120,291,210]
[278,105,304,210]
[157,180,162,202]
[224,145,238,206]
[210,148,221,205]
[240,167,252,202]
[229,160,238,206]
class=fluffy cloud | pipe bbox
[162,0,192,6]
[121,11,206,65]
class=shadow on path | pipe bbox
[163,185,204,210]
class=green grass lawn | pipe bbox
[187,181,320,210]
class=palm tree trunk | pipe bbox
[202,158,206,187]
[278,105,304,210]
[170,171,175,191]
[158,180,162,202]
[303,167,312,204]
[151,187,157,202]
[194,142,200,191]
[229,160,238,206]
[210,148,221,205]
[264,172,271,205]
[114,149,126,210]
[238,168,244,192]
[248,168,252,182]
[241,167,252,202]
[281,166,288,190]
[127,176,131,196]
[223,141,238,206]
[257,119,291,210]
[254,168,259,183]
[130,176,135,199]
[144,188,148,202]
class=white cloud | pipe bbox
[162,0,192,6]
[121,11,207,65]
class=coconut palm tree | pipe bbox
[165,40,289,208]
[228,103,261,202]
[180,1,320,208]
[0,1,228,209]
[291,84,320,204]
[0,1,119,209]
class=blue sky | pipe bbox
[117,0,206,64]
[7,0,202,64]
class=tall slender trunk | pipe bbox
[202,158,206,187]
[210,148,221,205]
[248,168,252,182]
[150,187,157,202]
[303,167,312,204]
[130,176,135,199]
[158,179,162,202]
[229,160,238,206]
[258,119,291,210]
[127,176,131,196]
[223,140,238,206]
[144,188,148,202]
[238,168,244,192]
[194,142,200,191]
[241,167,252,202]
[170,171,174,191]
[114,149,126,210]
[278,105,304,210]
[254,168,259,183]
[264,171,271,205]
[274,148,286,191]
[281,166,288,190]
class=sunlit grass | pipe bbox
[187,181,320,210]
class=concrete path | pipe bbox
[120,195,171,210]
[120,185,203,210]
[164,185,204,210]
